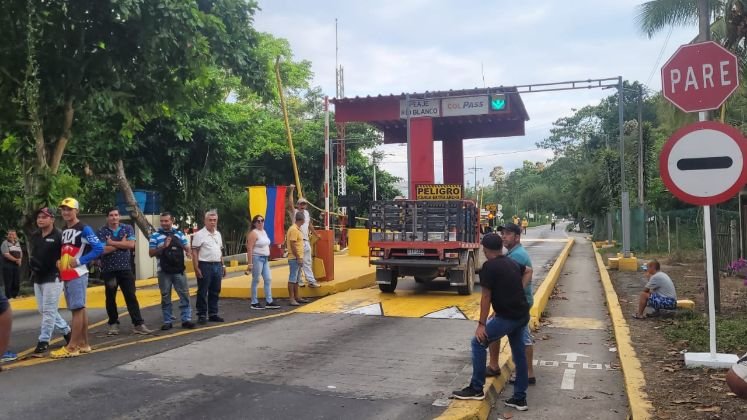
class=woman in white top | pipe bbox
[246,215,279,309]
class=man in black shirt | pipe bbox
[452,233,533,412]
[29,207,71,357]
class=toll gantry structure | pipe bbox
[332,88,530,197]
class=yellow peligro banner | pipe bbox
[248,186,268,218]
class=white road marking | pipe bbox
[561,368,576,390]
[557,352,589,362]
[423,306,467,320]
[344,303,383,316]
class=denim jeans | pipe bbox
[288,259,301,284]
[251,255,273,304]
[300,241,318,285]
[470,314,529,400]
[34,280,71,342]
[158,271,192,323]
[196,262,223,318]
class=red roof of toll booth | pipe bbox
[331,87,530,143]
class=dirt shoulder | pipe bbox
[607,253,747,420]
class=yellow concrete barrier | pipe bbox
[529,238,575,330]
[594,243,653,419]
[348,228,369,257]
[676,299,695,310]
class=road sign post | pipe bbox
[661,36,742,368]
[659,122,744,368]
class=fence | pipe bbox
[591,207,740,270]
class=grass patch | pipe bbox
[664,311,747,353]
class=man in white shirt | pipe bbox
[288,195,320,288]
[191,209,226,324]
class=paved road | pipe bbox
[0,225,570,420]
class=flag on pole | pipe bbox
[248,186,288,244]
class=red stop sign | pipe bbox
[661,41,739,113]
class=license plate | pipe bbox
[407,249,425,256]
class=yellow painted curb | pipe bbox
[529,238,574,330]
[593,243,653,420]
[220,271,375,299]
[436,238,575,420]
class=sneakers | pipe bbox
[250,303,265,310]
[0,351,18,362]
[181,321,196,329]
[133,324,153,335]
[107,323,120,336]
[208,315,225,323]
[451,386,485,400]
[198,317,207,325]
[504,397,528,411]
[50,346,80,359]
[32,342,50,358]
[264,301,281,309]
[308,283,321,288]
[161,323,173,331]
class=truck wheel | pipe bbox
[457,256,475,296]
[379,278,398,293]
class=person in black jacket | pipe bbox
[29,207,71,357]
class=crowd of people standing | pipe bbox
[0,193,322,363]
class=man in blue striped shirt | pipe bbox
[149,212,195,330]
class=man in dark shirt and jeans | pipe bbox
[98,208,151,335]
[29,207,71,356]
[452,233,533,412]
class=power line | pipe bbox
[646,26,674,87]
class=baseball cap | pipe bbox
[59,197,79,209]
[36,207,56,218]
[481,233,503,251]
[297,197,308,204]
[497,223,522,235]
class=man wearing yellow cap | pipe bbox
[50,198,104,358]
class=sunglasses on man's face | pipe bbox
[255,219,264,223]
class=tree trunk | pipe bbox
[115,159,154,236]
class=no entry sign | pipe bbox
[661,41,739,113]
[660,121,747,205]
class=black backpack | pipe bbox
[160,236,185,274]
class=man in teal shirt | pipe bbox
[486,223,536,384]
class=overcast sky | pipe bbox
[254,1,697,195]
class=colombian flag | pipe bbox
[248,186,288,244]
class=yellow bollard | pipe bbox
[347,228,369,257]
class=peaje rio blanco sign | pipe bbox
[400,94,509,119]
[415,184,463,200]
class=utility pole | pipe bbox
[638,84,644,206]
[618,76,631,258]
[470,156,482,200]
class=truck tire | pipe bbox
[457,255,475,296]
[378,270,398,293]
[379,278,398,293]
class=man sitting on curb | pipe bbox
[633,259,677,319]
